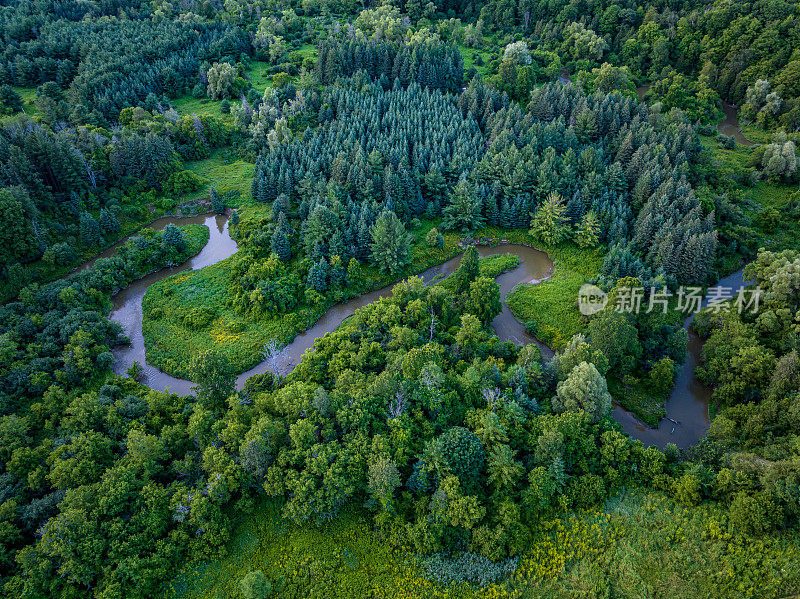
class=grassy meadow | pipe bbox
[165,489,800,599]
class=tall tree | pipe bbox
[370,210,412,274]
[442,178,485,232]
[529,192,569,246]
[0,187,38,265]
[190,349,235,413]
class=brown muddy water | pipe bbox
[109,214,237,396]
[719,102,755,147]
[106,214,735,448]
[240,243,555,382]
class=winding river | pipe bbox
[107,214,740,448]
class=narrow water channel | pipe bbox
[719,103,755,147]
[109,214,237,396]
[106,214,735,448]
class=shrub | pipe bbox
[163,170,205,195]
[239,570,272,599]
[422,552,518,587]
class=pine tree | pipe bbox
[271,231,291,261]
[272,193,290,221]
[79,212,102,246]
[99,209,120,235]
[370,210,412,274]
[453,245,479,294]
[307,258,328,292]
[0,187,39,265]
[442,178,485,232]
[210,186,225,214]
[575,211,600,248]
[529,192,569,246]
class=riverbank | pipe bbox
[105,215,733,449]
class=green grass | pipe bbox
[700,134,800,259]
[183,149,256,206]
[171,96,234,121]
[243,61,275,94]
[458,44,495,77]
[142,219,466,376]
[608,375,667,426]
[12,86,38,118]
[476,254,519,278]
[165,489,800,599]
[177,223,212,257]
[485,228,603,351]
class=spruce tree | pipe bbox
[210,187,225,214]
[99,209,120,235]
[442,178,485,232]
[370,210,412,274]
[79,212,102,246]
[575,211,600,248]
[307,258,328,292]
[529,192,569,246]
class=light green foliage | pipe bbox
[366,456,401,511]
[504,232,604,350]
[574,211,600,248]
[206,63,239,100]
[442,179,485,232]
[529,193,569,247]
[239,570,272,599]
[552,361,612,423]
[649,357,675,395]
[588,309,642,374]
[190,349,235,413]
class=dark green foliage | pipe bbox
[315,37,463,92]
[0,187,39,266]
[370,210,412,274]
[2,17,249,119]
[306,258,328,292]
[163,223,187,254]
[210,186,225,214]
[0,85,23,115]
[190,349,235,412]
[99,208,120,235]
[79,211,102,247]
[426,427,486,495]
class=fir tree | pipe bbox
[307,258,328,292]
[79,212,102,246]
[210,187,225,214]
[529,192,569,246]
[99,209,120,235]
[575,211,600,248]
[442,178,485,232]
[370,210,412,274]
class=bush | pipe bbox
[422,552,518,587]
[43,243,77,267]
[163,170,206,195]
[239,570,272,599]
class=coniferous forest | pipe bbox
[1,0,800,597]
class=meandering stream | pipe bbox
[107,214,739,448]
